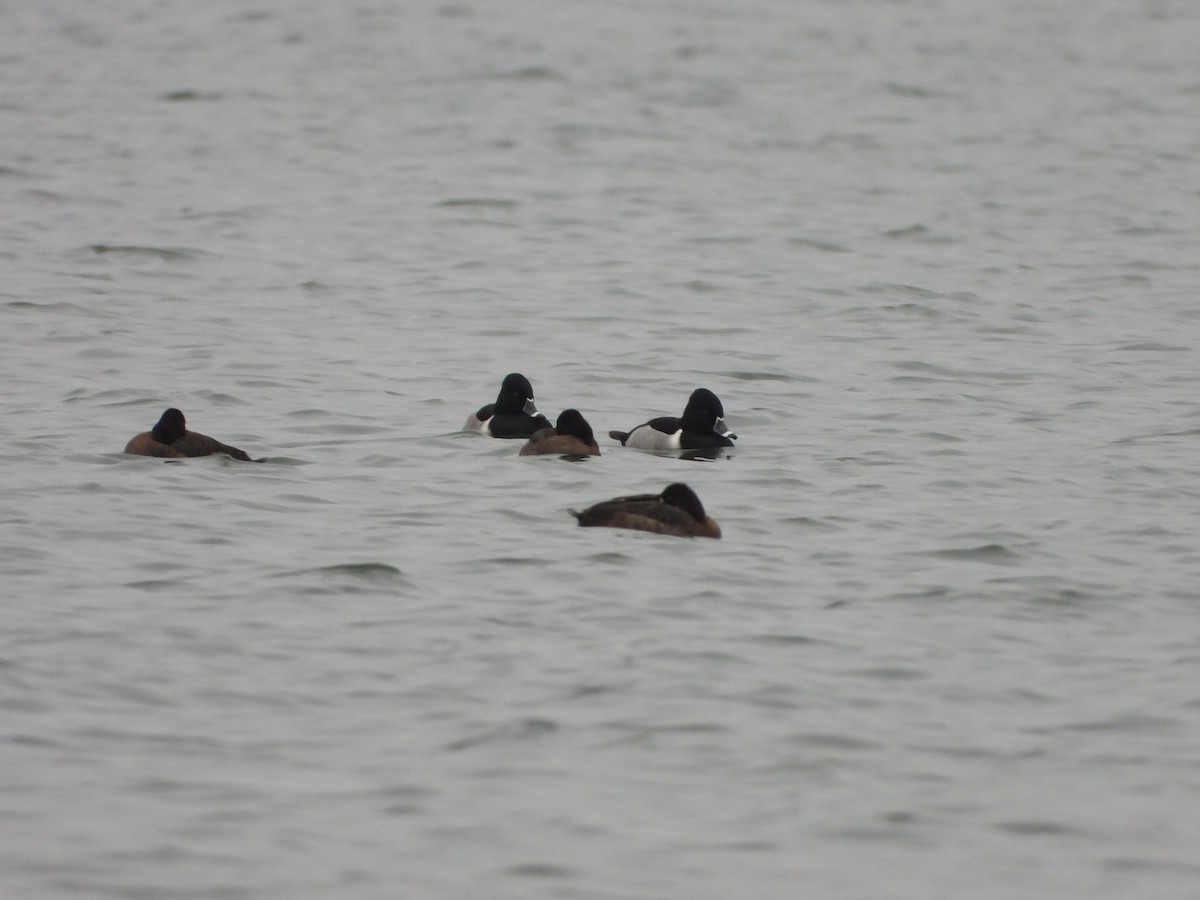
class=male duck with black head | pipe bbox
[465,373,552,438]
[609,387,736,452]
[520,409,601,457]
[125,408,259,461]
[571,483,721,538]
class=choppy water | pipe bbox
[4,1,1200,897]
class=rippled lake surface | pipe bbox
[4,1,1200,897]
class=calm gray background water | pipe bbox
[4,0,1200,897]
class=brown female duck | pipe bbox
[570,482,720,538]
[124,408,256,461]
[519,409,601,457]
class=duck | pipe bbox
[520,409,601,456]
[570,482,721,538]
[608,388,736,451]
[124,408,256,461]
[464,373,553,438]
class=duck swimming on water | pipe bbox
[608,388,736,452]
[124,408,257,461]
[464,373,553,438]
[520,409,601,456]
[570,482,721,538]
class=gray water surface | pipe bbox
[4,1,1200,897]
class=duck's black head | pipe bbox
[151,408,187,443]
[660,482,706,522]
[556,408,595,445]
[682,388,736,440]
[496,373,538,415]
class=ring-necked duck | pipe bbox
[608,388,736,451]
[570,482,721,538]
[464,373,553,438]
[124,408,257,461]
[519,409,601,456]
